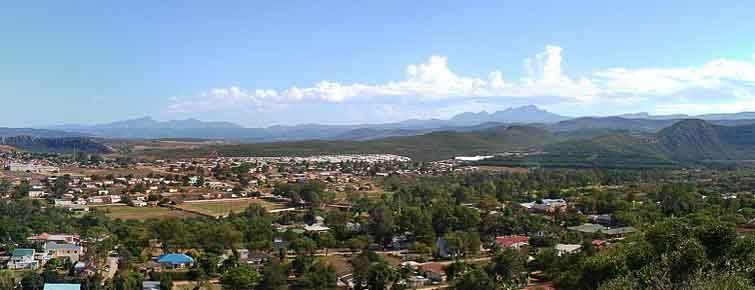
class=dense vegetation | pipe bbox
[5,168,755,290]
[0,136,111,154]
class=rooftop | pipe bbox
[44,284,81,290]
[12,248,34,257]
[158,253,194,265]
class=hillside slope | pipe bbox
[144,125,557,161]
[656,119,733,161]
[0,136,112,154]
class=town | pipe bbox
[4,146,755,290]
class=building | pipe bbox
[7,163,59,173]
[44,284,81,290]
[45,242,84,262]
[406,276,430,289]
[520,198,567,213]
[494,235,529,250]
[142,281,160,290]
[303,224,330,233]
[158,253,194,269]
[28,233,81,245]
[420,263,447,282]
[8,248,37,270]
[555,244,582,256]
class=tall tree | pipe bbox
[220,265,260,290]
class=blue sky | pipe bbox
[2,1,755,127]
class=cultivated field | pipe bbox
[175,198,283,218]
[98,205,199,220]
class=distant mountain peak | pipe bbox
[450,105,568,124]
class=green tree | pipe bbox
[295,262,338,290]
[452,269,499,290]
[160,273,173,290]
[20,271,42,290]
[114,271,144,290]
[221,265,261,290]
[256,258,289,290]
[366,262,399,290]
[487,248,527,287]
[0,270,16,290]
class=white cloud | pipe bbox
[168,45,755,118]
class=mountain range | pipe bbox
[142,119,755,166]
[40,106,755,142]
[7,105,755,164]
[480,119,755,168]
[40,106,567,141]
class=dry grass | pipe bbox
[98,205,199,220]
[318,255,351,273]
[176,198,283,217]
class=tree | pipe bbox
[42,269,61,283]
[81,273,104,290]
[114,271,144,290]
[452,269,499,290]
[295,262,338,290]
[317,232,337,255]
[20,271,42,290]
[0,271,16,290]
[256,258,289,290]
[487,248,527,287]
[368,203,396,246]
[366,262,399,290]
[160,273,173,290]
[220,265,261,290]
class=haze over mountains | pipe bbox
[7,105,755,164]
[35,105,755,141]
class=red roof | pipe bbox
[420,262,446,274]
[495,235,529,247]
[592,239,607,246]
[28,233,50,240]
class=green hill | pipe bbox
[480,133,676,169]
[146,125,558,161]
[656,119,733,161]
[482,119,755,168]
[0,136,112,154]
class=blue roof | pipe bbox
[158,253,194,265]
[12,248,34,257]
[44,284,81,290]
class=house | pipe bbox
[45,242,84,262]
[603,226,637,237]
[567,223,608,234]
[8,248,37,270]
[44,284,81,290]
[588,214,614,226]
[555,244,582,256]
[420,262,447,282]
[494,235,529,250]
[158,253,194,269]
[567,223,637,237]
[143,281,160,290]
[303,224,330,233]
[28,233,81,245]
[520,198,567,213]
[73,261,88,274]
[406,276,430,289]
[28,190,47,198]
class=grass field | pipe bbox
[176,198,283,217]
[98,205,199,220]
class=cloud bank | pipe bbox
[167,45,755,121]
